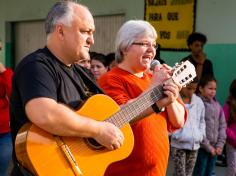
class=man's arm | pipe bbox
[26,97,124,150]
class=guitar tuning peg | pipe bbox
[172,63,179,70]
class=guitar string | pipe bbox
[107,85,164,128]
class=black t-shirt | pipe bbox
[181,55,214,78]
[10,47,102,174]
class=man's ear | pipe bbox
[55,24,64,40]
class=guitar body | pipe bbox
[15,94,134,176]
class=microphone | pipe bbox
[150,60,161,71]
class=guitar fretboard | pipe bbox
[105,84,164,128]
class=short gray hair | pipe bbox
[45,1,75,36]
[115,20,157,63]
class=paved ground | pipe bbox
[167,157,226,176]
[7,157,226,176]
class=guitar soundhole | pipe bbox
[86,138,104,150]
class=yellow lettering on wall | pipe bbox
[145,0,196,50]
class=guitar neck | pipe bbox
[105,84,165,128]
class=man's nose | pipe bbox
[87,34,94,45]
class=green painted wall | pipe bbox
[205,44,236,105]
[5,42,13,67]
[162,44,236,105]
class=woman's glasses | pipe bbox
[132,42,158,49]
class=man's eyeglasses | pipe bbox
[132,42,158,49]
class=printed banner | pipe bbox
[145,0,196,50]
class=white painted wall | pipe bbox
[196,0,236,44]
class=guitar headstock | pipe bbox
[172,60,196,87]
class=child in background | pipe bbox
[193,75,226,176]
[171,78,205,176]
[223,79,236,176]
[90,52,109,80]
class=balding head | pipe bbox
[45,1,91,37]
[45,1,95,66]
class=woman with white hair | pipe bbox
[98,20,187,176]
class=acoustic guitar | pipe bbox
[15,60,196,176]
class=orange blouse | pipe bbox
[98,67,187,176]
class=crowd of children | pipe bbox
[170,32,235,176]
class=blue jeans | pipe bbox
[193,148,217,176]
[0,132,13,176]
